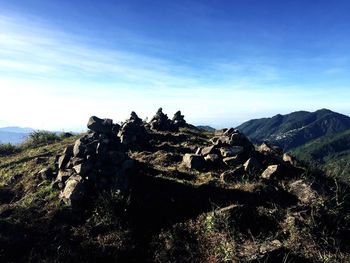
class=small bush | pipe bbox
[0,143,20,156]
[22,130,61,148]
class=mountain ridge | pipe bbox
[236,109,350,151]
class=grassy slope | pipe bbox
[237,109,350,150]
[291,129,350,180]
[1,128,350,262]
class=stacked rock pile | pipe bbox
[118,111,149,149]
[149,108,174,131]
[149,108,188,132]
[53,116,134,206]
[172,110,187,129]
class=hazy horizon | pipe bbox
[1,0,350,131]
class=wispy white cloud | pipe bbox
[0,12,349,130]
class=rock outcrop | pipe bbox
[118,111,149,149]
[54,116,133,206]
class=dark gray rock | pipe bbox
[58,154,70,170]
[73,162,93,176]
[73,139,86,157]
[38,167,53,180]
[182,154,205,170]
[223,156,240,166]
[204,153,221,166]
[63,145,74,157]
[87,116,113,134]
[220,166,245,183]
[60,175,85,206]
[172,110,186,128]
[244,157,263,174]
[219,146,244,157]
[201,145,218,156]
[150,108,174,131]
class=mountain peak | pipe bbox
[237,109,350,150]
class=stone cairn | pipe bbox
[118,111,149,149]
[149,108,187,132]
[172,110,187,129]
[182,128,302,182]
[53,116,134,206]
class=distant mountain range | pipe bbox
[236,109,350,178]
[237,109,350,150]
[0,127,34,144]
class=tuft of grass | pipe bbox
[21,130,62,148]
[0,143,20,156]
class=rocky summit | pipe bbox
[0,109,350,263]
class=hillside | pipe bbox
[1,109,350,262]
[292,129,350,180]
[236,109,350,151]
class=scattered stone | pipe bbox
[73,162,93,176]
[283,153,297,166]
[195,147,202,155]
[261,164,281,179]
[243,157,263,174]
[220,146,244,157]
[201,145,218,156]
[58,154,70,170]
[258,142,283,155]
[182,153,205,170]
[223,156,241,166]
[220,165,245,183]
[63,145,74,156]
[38,167,53,180]
[204,154,221,166]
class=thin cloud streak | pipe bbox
[0,12,349,130]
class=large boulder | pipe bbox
[60,175,85,206]
[182,154,205,170]
[219,146,244,157]
[244,157,263,174]
[87,116,113,134]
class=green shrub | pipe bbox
[22,130,61,148]
[0,143,20,156]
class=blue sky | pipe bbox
[0,0,349,131]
